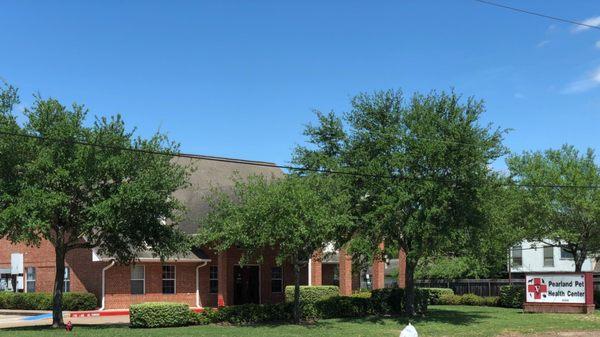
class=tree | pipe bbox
[0,84,190,327]
[507,145,600,272]
[294,90,506,315]
[198,174,351,323]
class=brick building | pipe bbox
[0,155,405,310]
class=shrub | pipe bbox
[437,293,500,307]
[370,288,429,315]
[62,293,98,311]
[130,302,192,328]
[498,285,524,308]
[0,292,96,311]
[315,296,372,318]
[420,287,454,304]
[351,290,372,299]
[284,285,339,318]
[198,303,292,325]
[284,285,339,303]
[438,293,461,305]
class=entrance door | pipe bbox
[233,266,260,305]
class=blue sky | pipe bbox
[1,1,599,170]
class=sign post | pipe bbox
[524,272,594,314]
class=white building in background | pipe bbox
[509,240,595,273]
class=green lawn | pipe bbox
[2,306,600,337]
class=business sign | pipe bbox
[526,274,586,304]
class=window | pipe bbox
[131,265,145,295]
[26,267,36,293]
[511,245,522,267]
[543,246,554,267]
[63,267,71,292]
[271,267,283,293]
[209,266,218,293]
[333,265,340,286]
[162,265,176,294]
[561,248,574,259]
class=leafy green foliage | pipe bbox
[197,303,293,325]
[437,293,499,306]
[508,145,600,271]
[498,285,524,308]
[199,175,351,323]
[130,302,193,328]
[314,296,373,318]
[0,292,96,310]
[370,288,429,315]
[419,288,454,304]
[0,84,190,326]
[284,285,340,319]
[284,285,340,303]
[293,90,507,315]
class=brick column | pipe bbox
[310,251,322,286]
[397,249,406,288]
[338,248,352,296]
[372,242,385,290]
[217,250,229,307]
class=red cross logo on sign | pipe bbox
[527,278,548,300]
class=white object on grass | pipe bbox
[399,322,418,337]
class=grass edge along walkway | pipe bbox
[2,305,600,337]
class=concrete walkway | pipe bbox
[0,311,129,329]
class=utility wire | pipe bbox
[1,130,600,189]
[474,0,600,31]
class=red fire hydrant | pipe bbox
[65,321,73,332]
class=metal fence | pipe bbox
[417,276,600,297]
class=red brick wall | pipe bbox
[0,239,105,304]
[104,246,308,309]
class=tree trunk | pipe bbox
[404,260,417,317]
[52,246,66,328]
[574,252,585,273]
[293,261,301,324]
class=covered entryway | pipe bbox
[233,265,260,305]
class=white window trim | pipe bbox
[26,267,36,293]
[209,266,218,294]
[64,267,71,292]
[131,265,146,295]
[271,266,283,293]
[162,265,176,294]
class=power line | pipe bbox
[1,130,600,189]
[474,0,600,31]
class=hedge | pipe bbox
[0,292,97,311]
[284,285,340,304]
[198,303,292,325]
[437,293,499,306]
[130,302,195,328]
[498,285,524,308]
[284,285,340,318]
[371,288,429,315]
[420,287,454,304]
[315,296,372,318]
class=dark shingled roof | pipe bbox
[171,155,284,234]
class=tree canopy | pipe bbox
[294,89,506,315]
[507,145,600,272]
[0,83,191,326]
[198,174,351,323]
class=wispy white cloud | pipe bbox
[596,40,600,49]
[514,93,525,99]
[536,40,550,48]
[561,65,600,94]
[572,16,600,33]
